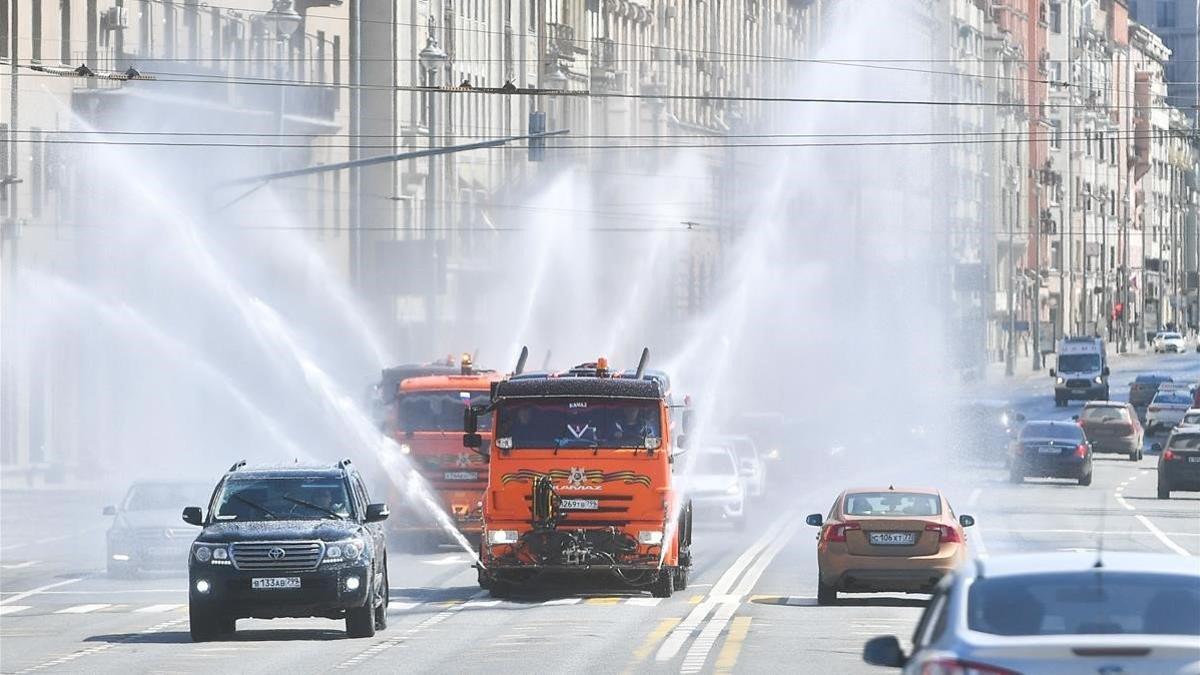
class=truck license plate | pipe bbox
[252,577,301,590]
[869,532,917,546]
[443,471,479,481]
[560,499,599,510]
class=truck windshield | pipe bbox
[212,477,352,521]
[496,398,662,449]
[396,391,492,432]
[1057,354,1101,372]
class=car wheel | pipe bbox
[346,601,376,638]
[189,604,223,642]
[1078,471,1093,487]
[651,567,676,598]
[816,580,837,606]
[488,577,514,599]
[1129,450,1139,462]
[1157,482,1170,499]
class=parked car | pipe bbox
[1153,331,1187,353]
[805,487,973,605]
[1077,401,1143,461]
[862,552,1200,673]
[1008,421,1093,485]
[1154,429,1200,499]
[1146,389,1194,434]
[1128,373,1173,409]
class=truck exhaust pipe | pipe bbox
[514,346,529,375]
[633,347,650,380]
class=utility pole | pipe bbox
[1083,184,1090,335]
[1064,0,1075,339]
[1007,180,1017,376]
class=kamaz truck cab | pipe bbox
[387,356,500,543]
[1050,337,1110,406]
[465,349,692,598]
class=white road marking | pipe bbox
[334,591,486,670]
[0,605,31,616]
[422,555,469,566]
[462,600,502,608]
[54,604,111,614]
[1135,515,1192,556]
[540,598,581,606]
[134,604,184,613]
[387,601,421,612]
[625,597,663,607]
[1114,493,1135,511]
[0,561,39,570]
[972,523,990,559]
[986,527,1200,537]
[0,577,85,606]
[16,616,187,673]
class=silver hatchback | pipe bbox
[862,552,1200,674]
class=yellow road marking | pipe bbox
[689,594,704,604]
[437,599,465,607]
[714,616,752,673]
[585,597,621,605]
[626,617,681,670]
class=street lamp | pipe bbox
[262,0,302,171]
[418,20,447,353]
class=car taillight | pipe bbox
[924,523,962,543]
[825,522,860,543]
[1074,444,1088,458]
[921,659,1018,675]
[1164,449,1178,461]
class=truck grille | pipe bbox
[230,541,323,572]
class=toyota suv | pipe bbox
[183,459,390,641]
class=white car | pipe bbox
[1153,331,1187,353]
[716,434,766,499]
[1179,408,1200,430]
[863,552,1200,674]
[1146,389,1195,433]
[685,446,746,530]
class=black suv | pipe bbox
[182,459,390,641]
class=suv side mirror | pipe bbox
[1152,443,1163,453]
[1049,368,1056,377]
[1013,413,1026,424]
[675,434,689,450]
[805,513,823,527]
[862,635,907,668]
[365,503,390,523]
[182,506,204,526]
[103,505,117,516]
[959,514,975,528]
[1102,366,1111,377]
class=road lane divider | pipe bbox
[54,604,113,614]
[334,591,488,670]
[1135,515,1192,556]
[625,618,682,670]
[0,605,31,616]
[0,577,86,606]
[16,616,188,674]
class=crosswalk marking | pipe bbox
[388,601,421,611]
[625,597,663,607]
[462,600,502,609]
[134,604,184,613]
[0,605,31,616]
[54,604,112,614]
[540,598,582,606]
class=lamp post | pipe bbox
[1099,190,1109,339]
[419,20,447,353]
[262,1,302,172]
[1006,178,1018,376]
[1121,194,1131,353]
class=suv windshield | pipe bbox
[968,572,1200,636]
[212,477,352,521]
[396,391,491,433]
[844,492,941,516]
[124,483,211,511]
[495,398,662,449]
[1058,354,1101,372]
[1020,423,1083,441]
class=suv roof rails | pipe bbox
[228,460,247,472]
[336,458,354,470]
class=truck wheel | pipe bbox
[651,567,676,598]
[817,580,837,606]
[346,601,376,638]
[189,604,223,642]
[674,565,689,591]
[1158,482,1171,499]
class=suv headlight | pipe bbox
[487,530,519,545]
[1056,377,1065,384]
[192,544,228,563]
[1094,376,1103,384]
[324,538,364,563]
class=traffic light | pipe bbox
[1112,302,1123,320]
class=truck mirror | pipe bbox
[1049,368,1056,377]
[463,433,483,449]
[463,407,478,434]
[675,434,688,449]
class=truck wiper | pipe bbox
[232,494,277,519]
[281,494,345,520]
[554,438,600,455]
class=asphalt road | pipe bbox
[2,351,1197,674]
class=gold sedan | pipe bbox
[805,486,974,605]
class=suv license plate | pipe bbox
[869,532,916,546]
[252,577,301,590]
[560,499,599,510]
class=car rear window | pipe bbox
[968,572,1200,636]
[1152,393,1193,406]
[1168,435,1200,451]
[1020,423,1084,441]
[1081,407,1130,423]
[1134,375,1171,384]
[844,492,941,517]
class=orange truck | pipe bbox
[464,350,693,598]
[383,356,500,545]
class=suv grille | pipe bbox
[1066,379,1091,388]
[230,541,323,571]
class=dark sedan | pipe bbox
[1009,421,1093,485]
[1156,430,1200,499]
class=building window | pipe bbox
[1049,2,1062,33]
[60,0,71,64]
[0,0,8,59]
[1157,1,1176,27]
[31,0,42,62]
[1050,120,1062,149]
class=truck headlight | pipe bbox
[324,538,364,562]
[487,530,519,545]
[1056,377,1065,385]
[1094,376,1103,384]
[399,444,411,455]
[638,531,664,545]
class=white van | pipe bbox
[1049,337,1109,406]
